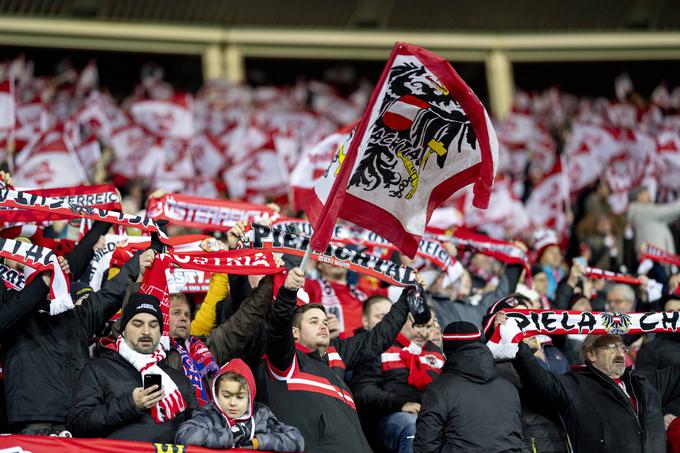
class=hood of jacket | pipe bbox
[443,342,497,384]
[210,358,256,426]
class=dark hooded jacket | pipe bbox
[175,359,304,452]
[413,342,523,453]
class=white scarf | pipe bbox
[116,336,187,423]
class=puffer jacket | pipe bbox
[176,359,303,452]
[414,343,523,452]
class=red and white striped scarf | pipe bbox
[0,237,72,314]
[115,336,187,423]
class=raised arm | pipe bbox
[65,221,111,281]
[0,272,49,337]
[264,268,304,378]
[190,273,229,336]
[512,342,571,412]
[337,287,409,369]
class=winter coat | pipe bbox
[176,358,303,452]
[413,343,523,453]
[636,332,680,414]
[258,285,410,453]
[2,250,139,428]
[513,341,680,453]
[628,199,680,255]
[66,342,198,443]
[497,361,570,453]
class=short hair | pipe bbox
[362,295,391,316]
[215,372,249,395]
[170,293,196,317]
[292,303,326,329]
[607,284,635,303]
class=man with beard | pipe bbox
[510,330,680,452]
[67,294,197,442]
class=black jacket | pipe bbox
[413,343,523,453]
[636,332,680,414]
[513,341,680,453]
[258,286,410,453]
[66,342,197,442]
[1,247,139,427]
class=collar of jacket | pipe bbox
[295,342,327,362]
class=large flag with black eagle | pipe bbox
[303,42,498,258]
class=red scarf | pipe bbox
[139,249,284,335]
[640,243,680,268]
[396,333,437,390]
[584,266,642,285]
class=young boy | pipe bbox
[176,358,304,451]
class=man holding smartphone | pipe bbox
[67,294,197,442]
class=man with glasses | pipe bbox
[509,330,680,453]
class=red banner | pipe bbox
[0,434,270,453]
[640,243,680,268]
[146,193,278,232]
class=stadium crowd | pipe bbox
[0,56,679,453]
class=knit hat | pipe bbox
[442,321,481,355]
[481,294,531,340]
[120,293,163,331]
[533,229,559,262]
[70,281,93,302]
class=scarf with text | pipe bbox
[0,187,166,238]
[0,262,25,290]
[146,193,280,231]
[584,266,642,285]
[434,228,532,284]
[0,237,72,314]
[0,184,121,223]
[640,243,680,268]
[139,249,284,335]
[170,337,218,406]
[115,336,187,423]
[487,309,680,359]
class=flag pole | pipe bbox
[299,243,313,271]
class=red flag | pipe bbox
[0,78,15,131]
[130,93,193,140]
[304,42,498,258]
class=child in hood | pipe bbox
[175,358,304,451]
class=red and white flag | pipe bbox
[131,94,194,140]
[304,42,498,257]
[191,133,225,178]
[289,126,353,210]
[13,136,87,188]
[0,78,15,131]
[525,157,569,233]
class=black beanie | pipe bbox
[120,293,163,331]
[442,321,481,355]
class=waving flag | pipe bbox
[13,136,87,188]
[131,94,193,140]
[0,78,15,131]
[303,42,498,257]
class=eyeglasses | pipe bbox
[598,343,630,354]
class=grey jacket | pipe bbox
[628,199,680,255]
[175,402,304,452]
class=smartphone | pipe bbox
[574,257,588,267]
[143,374,162,390]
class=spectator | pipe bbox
[636,295,680,419]
[259,267,417,452]
[360,295,393,334]
[533,230,566,301]
[628,186,680,256]
[175,358,303,451]
[561,294,593,364]
[304,261,367,338]
[606,283,637,313]
[413,321,523,452]
[353,310,443,453]
[67,294,197,442]
[511,331,680,452]
[1,224,147,436]
[428,262,524,329]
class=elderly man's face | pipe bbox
[124,313,161,354]
[586,338,627,379]
[607,288,634,313]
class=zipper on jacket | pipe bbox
[591,367,643,432]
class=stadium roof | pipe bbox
[1,0,680,32]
